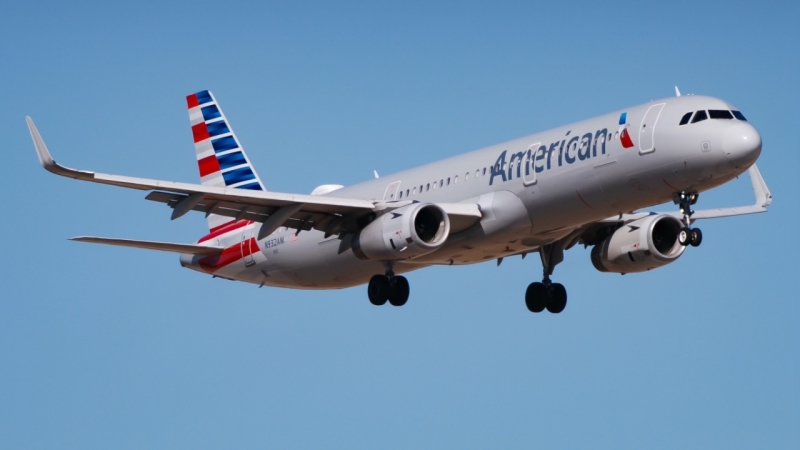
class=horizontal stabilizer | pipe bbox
[71,237,223,255]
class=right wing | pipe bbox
[27,117,482,239]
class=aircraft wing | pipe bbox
[28,118,482,238]
[599,163,772,224]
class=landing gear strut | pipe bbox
[367,262,410,307]
[674,191,703,247]
[525,243,568,314]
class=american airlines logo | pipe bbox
[490,123,626,185]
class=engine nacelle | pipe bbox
[352,203,450,261]
[591,214,686,274]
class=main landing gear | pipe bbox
[368,263,410,307]
[525,243,568,314]
[674,191,703,247]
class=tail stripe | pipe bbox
[186,89,265,230]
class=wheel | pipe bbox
[525,282,547,313]
[678,227,691,246]
[690,228,703,247]
[545,283,567,314]
[388,276,410,306]
[368,275,389,306]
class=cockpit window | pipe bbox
[732,110,747,121]
[679,112,692,125]
[709,110,734,119]
[691,110,708,123]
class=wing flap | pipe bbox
[71,237,223,255]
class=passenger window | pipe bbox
[454,175,458,184]
[709,110,734,119]
[432,182,436,190]
[399,191,403,199]
[446,178,450,186]
[691,110,708,123]
[679,112,692,125]
[406,189,410,197]
[412,187,416,195]
[465,172,469,180]
[475,169,480,178]
[426,183,430,191]
[732,110,747,121]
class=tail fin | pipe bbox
[186,90,266,230]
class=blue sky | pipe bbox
[1,1,798,448]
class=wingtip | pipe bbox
[26,116,57,170]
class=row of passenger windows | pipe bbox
[393,167,491,200]
[679,109,746,125]
[391,130,635,200]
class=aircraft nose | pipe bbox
[723,122,761,168]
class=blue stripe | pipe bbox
[196,90,213,105]
[619,112,627,125]
[201,105,221,121]
[237,181,263,191]
[222,167,255,185]
[206,121,230,137]
[217,151,247,170]
[212,136,238,153]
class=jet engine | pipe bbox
[591,214,686,274]
[352,203,450,261]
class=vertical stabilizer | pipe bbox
[186,90,266,230]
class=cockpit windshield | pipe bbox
[709,110,734,119]
[679,109,747,125]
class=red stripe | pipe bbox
[198,237,258,271]
[198,155,221,177]
[198,219,249,243]
[192,122,210,143]
[186,94,199,109]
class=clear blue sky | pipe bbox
[1,1,798,448]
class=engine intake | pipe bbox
[591,214,686,274]
[352,203,450,261]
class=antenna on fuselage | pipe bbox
[374,170,380,179]
[675,86,681,97]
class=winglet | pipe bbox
[26,116,94,179]
[749,163,772,208]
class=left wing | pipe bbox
[27,117,482,238]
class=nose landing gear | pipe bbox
[367,262,410,307]
[674,191,703,247]
[525,243,568,314]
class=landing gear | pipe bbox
[674,191,703,247]
[526,243,568,314]
[367,263,410,307]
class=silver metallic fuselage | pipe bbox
[184,95,761,289]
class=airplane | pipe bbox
[27,88,771,313]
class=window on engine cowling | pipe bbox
[679,112,692,125]
[691,110,708,123]
[709,110,734,119]
[732,110,747,121]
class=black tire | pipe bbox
[368,275,389,306]
[678,227,691,246]
[525,282,547,313]
[690,228,703,247]
[546,283,567,314]
[388,276,410,306]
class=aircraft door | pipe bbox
[638,103,665,154]
[241,222,257,267]
[522,143,540,186]
[383,181,401,200]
